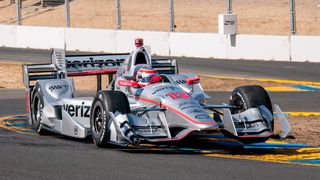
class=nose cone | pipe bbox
[161,95,218,127]
[140,83,218,128]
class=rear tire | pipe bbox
[229,85,273,130]
[90,91,130,147]
[30,86,47,135]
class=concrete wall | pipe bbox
[0,25,16,47]
[65,28,116,52]
[225,35,290,61]
[0,25,319,62]
[0,25,65,49]
[169,32,226,58]
[16,26,65,49]
[290,36,320,62]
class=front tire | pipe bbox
[229,85,273,130]
[90,91,130,147]
[90,99,110,147]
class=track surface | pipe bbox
[1,47,320,81]
[0,48,319,179]
[1,127,319,180]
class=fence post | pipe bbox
[116,0,121,30]
[169,0,175,32]
[227,0,232,14]
[65,0,70,27]
[16,0,21,25]
[290,0,296,35]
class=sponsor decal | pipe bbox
[118,80,133,86]
[178,102,197,108]
[174,79,186,85]
[180,106,195,111]
[53,50,65,69]
[195,113,211,120]
[48,84,67,92]
[151,86,176,95]
[186,108,203,114]
[63,102,90,117]
[66,58,124,69]
[166,92,190,100]
[98,94,103,100]
[224,20,235,25]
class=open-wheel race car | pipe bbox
[23,39,290,147]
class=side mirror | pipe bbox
[186,77,200,85]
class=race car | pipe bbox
[22,39,290,147]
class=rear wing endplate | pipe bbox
[23,63,58,89]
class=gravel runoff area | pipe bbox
[0,61,319,146]
[0,0,320,35]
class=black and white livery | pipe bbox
[23,39,291,147]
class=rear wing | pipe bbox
[65,53,128,77]
[23,49,129,89]
[151,59,178,75]
[23,48,178,89]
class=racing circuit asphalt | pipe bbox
[1,47,320,81]
[0,47,320,179]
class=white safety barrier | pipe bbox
[0,24,319,62]
[290,36,320,62]
[16,25,65,49]
[225,35,290,61]
[169,32,225,58]
[0,25,16,47]
[65,28,116,52]
[0,25,65,49]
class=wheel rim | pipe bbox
[231,93,246,113]
[33,97,42,125]
[93,106,103,134]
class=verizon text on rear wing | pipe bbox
[65,53,128,77]
[23,49,129,89]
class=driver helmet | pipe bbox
[136,67,157,87]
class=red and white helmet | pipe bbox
[136,67,157,87]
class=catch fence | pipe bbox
[0,0,319,35]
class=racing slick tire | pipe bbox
[30,86,47,135]
[90,90,130,147]
[229,85,274,130]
